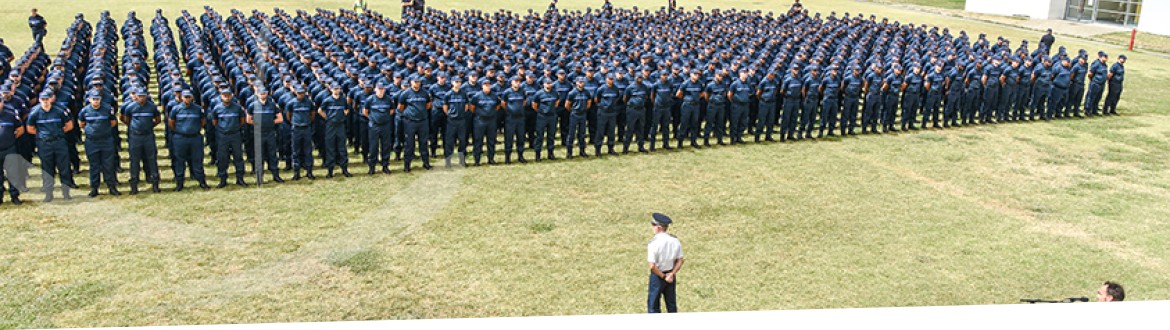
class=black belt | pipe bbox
[293,125,310,129]
[174,132,198,137]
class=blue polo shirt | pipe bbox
[365,93,396,125]
[210,101,245,134]
[123,100,160,136]
[78,104,116,140]
[171,103,205,136]
[396,88,430,122]
[26,104,70,142]
[470,91,500,118]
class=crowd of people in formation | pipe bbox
[0,2,1130,204]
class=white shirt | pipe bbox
[647,232,683,272]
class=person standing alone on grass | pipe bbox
[29,9,47,46]
[647,213,684,314]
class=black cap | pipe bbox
[651,213,673,226]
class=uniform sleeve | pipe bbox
[647,242,657,264]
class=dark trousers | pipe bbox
[430,109,445,154]
[944,92,963,125]
[882,93,898,130]
[1067,84,1085,116]
[647,272,678,313]
[801,96,819,135]
[32,29,46,45]
[258,133,280,176]
[1031,87,1050,119]
[566,113,587,152]
[535,113,557,155]
[444,118,468,162]
[728,104,748,141]
[981,86,999,122]
[819,97,839,134]
[677,103,700,144]
[84,137,118,189]
[963,89,981,123]
[0,146,22,198]
[369,121,394,167]
[292,126,314,171]
[559,107,571,146]
[781,97,801,137]
[172,134,206,183]
[923,92,942,126]
[355,119,369,161]
[650,107,673,146]
[324,124,348,169]
[623,109,645,150]
[38,139,74,194]
[128,133,160,184]
[840,96,859,134]
[704,102,726,140]
[862,93,881,132]
[1103,83,1123,114]
[595,113,617,150]
[997,86,1015,121]
[503,116,525,156]
[404,119,430,169]
[216,132,245,180]
[472,117,498,163]
[756,101,777,139]
[1048,87,1069,119]
[1084,82,1105,116]
[901,92,920,129]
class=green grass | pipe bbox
[3,0,1170,328]
[865,0,966,10]
[1097,31,1170,54]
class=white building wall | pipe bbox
[964,0,1065,19]
[1139,1,1170,36]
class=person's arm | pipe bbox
[648,262,667,279]
[665,257,685,283]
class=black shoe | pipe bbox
[236,178,249,187]
[368,166,376,175]
[66,183,80,189]
[638,147,648,153]
[342,168,353,177]
[10,196,22,205]
[579,151,589,158]
[109,187,121,196]
[199,182,211,190]
[293,171,302,181]
[548,153,557,160]
[273,174,285,183]
[608,151,618,156]
[151,182,161,193]
[307,172,317,180]
[62,189,71,200]
[175,184,185,192]
[518,157,527,164]
[488,159,498,165]
[327,168,335,178]
[130,185,140,195]
[216,180,228,189]
[43,194,53,203]
[88,189,99,198]
[423,164,433,170]
[505,155,512,164]
[382,166,391,174]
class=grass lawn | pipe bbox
[1096,30,1170,54]
[865,0,966,10]
[2,0,1170,328]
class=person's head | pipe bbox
[219,90,233,104]
[453,77,464,90]
[651,213,672,233]
[31,8,38,15]
[135,89,148,104]
[258,88,269,101]
[511,77,522,89]
[331,84,343,96]
[1118,54,1127,64]
[88,94,101,108]
[1097,281,1125,302]
[482,80,493,93]
[1046,28,1052,35]
[181,90,194,105]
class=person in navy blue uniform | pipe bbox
[728,70,754,144]
[1030,57,1053,121]
[78,92,120,197]
[981,57,1003,124]
[802,66,824,139]
[923,65,945,128]
[703,72,729,146]
[944,62,965,127]
[169,90,210,191]
[501,76,529,164]
[900,65,924,131]
[1067,54,1088,118]
[397,76,433,172]
[319,84,353,178]
[962,60,984,126]
[286,86,317,180]
[121,89,162,194]
[428,73,451,158]
[29,9,48,45]
[0,97,26,205]
[469,80,500,165]
[623,74,650,152]
[780,66,804,140]
[755,70,780,141]
[650,72,678,150]
[533,78,561,159]
[565,77,592,158]
[594,73,624,156]
[1000,58,1020,123]
[1048,57,1073,120]
[675,70,703,148]
[881,64,903,133]
[365,80,396,174]
[209,90,249,188]
[247,88,285,184]
[443,76,471,167]
[1102,54,1126,116]
[26,90,77,202]
[840,66,863,135]
[1084,52,1109,117]
[861,64,883,134]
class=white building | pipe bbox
[965,0,1170,36]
